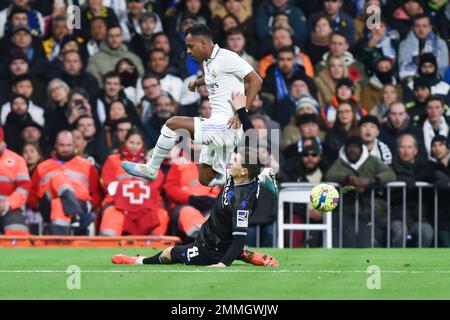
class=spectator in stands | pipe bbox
[143,93,177,148]
[86,17,108,57]
[3,94,34,154]
[404,53,450,105]
[323,100,360,165]
[64,87,95,127]
[406,76,432,125]
[315,55,350,107]
[353,0,382,43]
[0,50,46,106]
[95,71,140,128]
[0,0,45,38]
[322,77,364,128]
[390,0,424,40]
[22,142,43,176]
[398,13,448,81]
[308,0,355,45]
[99,130,169,236]
[269,73,318,129]
[262,46,310,101]
[146,48,183,103]
[0,126,31,235]
[139,73,163,123]
[130,12,158,63]
[361,57,402,114]
[359,115,393,165]
[115,58,142,106]
[87,25,144,86]
[225,27,258,71]
[1,75,45,127]
[28,130,102,235]
[254,0,308,50]
[42,15,70,62]
[390,133,433,247]
[325,136,396,247]
[258,27,314,79]
[77,0,119,41]
[416,134,450,246]
[112,117,133,148]
[380,101,426,159]
[282,100,323,153]
[418,96,450,159]
[435,1,450,48]
[6,25,49,79]
[44,79,71,145]
[354,19,399,78]
[20,120,50,157]
[122,0,163,42]
[315,31,366,83]
[369,84,398,121]
[303,14,333,66]
[76,115,111,166]
[57,50,99,102]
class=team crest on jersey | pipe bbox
[236,210,249,228]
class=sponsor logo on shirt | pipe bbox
[236,210,249,228]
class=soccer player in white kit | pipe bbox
[122,23,278,196]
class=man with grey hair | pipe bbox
[390,133,433,247]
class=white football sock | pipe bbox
[147,124,178,170]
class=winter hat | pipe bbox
[21,119,43,132]
[358,115,380,130]
[9,49,29,64]
[419,52,438,69]
[296,94,320,114]
[11,25,31,35]
[431,135,450,149]
[335,77,355,93]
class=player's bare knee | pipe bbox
[160,247,173,264]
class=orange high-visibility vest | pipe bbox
[100,153,164,209]
[29,155,101,209]
[0,148,30,210]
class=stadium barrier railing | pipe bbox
[277,181,442,248]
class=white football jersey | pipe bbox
[203,44,254,119]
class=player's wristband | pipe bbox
[236,107,254,132]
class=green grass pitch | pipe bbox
[1,248,450,299]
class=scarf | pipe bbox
[120,145,145,163]
[275,65,300,100]
[423,117,449,158]
[368,32,397,60]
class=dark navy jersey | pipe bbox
[197,176,260,251]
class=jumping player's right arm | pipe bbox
[188,76,205,92]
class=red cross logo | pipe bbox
[123,181,151,204]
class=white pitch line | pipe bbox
[0,269,450,274]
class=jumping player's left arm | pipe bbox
[243,71,263,110]
[218,197,252,267]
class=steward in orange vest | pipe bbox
[0,127,31,235]
[28,131,102,235]
[99,131,169,236]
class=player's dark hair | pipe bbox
[185,23,213,41]
[238,147,265,180]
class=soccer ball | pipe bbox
[310,183,340,213]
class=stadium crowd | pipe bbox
[0,0,449,248]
